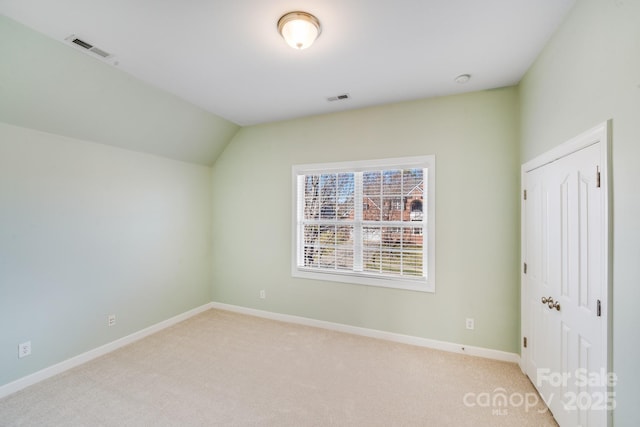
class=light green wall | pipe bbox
[0,122,213,386]
[519,0,640,424]
[212,88,521,353]
[0,16,239,166]
[0,16,236,388]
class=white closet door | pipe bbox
[522,123,610,427]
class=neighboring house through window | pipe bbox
[292,156,435,292]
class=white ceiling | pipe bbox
[1,0,575,126]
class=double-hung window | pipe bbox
[292,156,435,292]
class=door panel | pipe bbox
[522,142,606,427]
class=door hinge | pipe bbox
[523,189,527,200]
[523,262,527,274]
[597,166,601,188]
[597,299,602,317]
[523,337,528,348]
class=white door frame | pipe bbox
[520,120,612,425]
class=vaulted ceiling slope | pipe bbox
[0,1,575,164]
[0,16,239,166]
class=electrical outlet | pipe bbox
[18,341,31,358]
[108,314,116,327]
[259,290,266,299]
[465,318,475,330]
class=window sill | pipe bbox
[292,267,435,293]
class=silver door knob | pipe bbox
[549,301,560,311]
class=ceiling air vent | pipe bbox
[65,35,115,61]
[327,93,350,102]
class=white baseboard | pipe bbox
[0,303,213,399]
[1,301,520,399]
[210,302,520,364]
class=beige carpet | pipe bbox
[0,309,557,426]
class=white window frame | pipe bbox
[291,155,435,293]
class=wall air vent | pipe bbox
[327,93,350,102]
[65,35,116,62]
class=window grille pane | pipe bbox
[316,225,336,268]
[362,198,381,221]
[335,247,354,270]
[382,197,403,221]
[363,248,380,273]
[382,227,402,274]
[382,169,402,195]
[382,226,401,246]
[363,171,382,221]
[381,249,400,274]
[336,173,355,221]
[363,226,381,246]
[363,171,382,195]
[304,175,320,220]
[403,168,424,195]
[363,225,380,273]
[402,248,423,276]
[303,224,320,267]
[320,174,337,220]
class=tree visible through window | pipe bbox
[292,156,435,292]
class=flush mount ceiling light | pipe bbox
[454,74,471,84]
[277,11,321,50]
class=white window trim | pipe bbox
[291,155,436,293]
